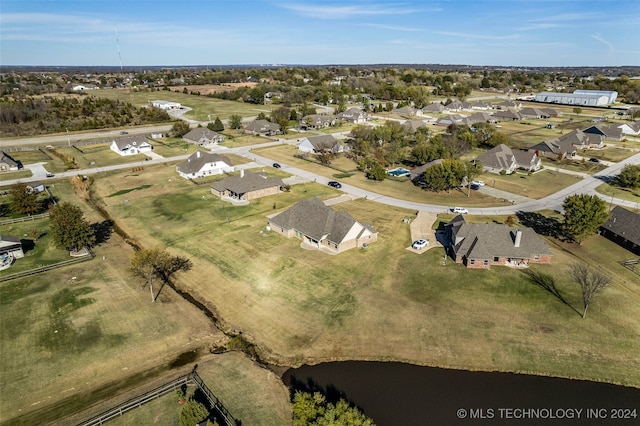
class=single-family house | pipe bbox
[492,109,523,122]
[244,119,281,136]
[150,100,181,110]
[183,128,224,146]
[617,120,640,136]
[210,170,283,201]
[527,138,577,159]
[599,206,640,255]
[338,107,369,124]
[497,100,522,110]
[268,197,377,254]
[298,135,343,154]
[176,151,233,179]
[110,135,153,156]
[435,114,467,127]
[72,84,99,91]
[541,107,561,117]
[410,159,444,181]
[559,129,604,149]
[476,144,540,174]
[301,114,336,130]
[423,103,445,113]
[402,120,429,133]
[470,101,493,110]
[446,215,552,269]
[0,151,22,172]
[582,124,624,141]
[466,112,496,125]
[392,106,422,117]
[519,107,549,119]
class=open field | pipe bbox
[89,164,640,392]
[595,182,640,207]
[86,89,270,122]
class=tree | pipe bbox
[179,399,209,426]
[562,194,609,244]
[8,182,41,215]
[573,107,582,115]
[366,162,386,181]
[49,202,95,252]
[613,164,640,189]
[129,247,192,302]
[292,391,374,426]
[228,114,243,129]
[570,263,611,318]
[172,120,190,137]
[208,116,224,132]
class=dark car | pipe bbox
[589,157,600,163]
[272,163,281,168]
[470,183,480,190]
[327,181,342,189]
[120,130,129,135]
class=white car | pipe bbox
[471,180,485,186]
[412,239,428,250]
[451,207,469,214]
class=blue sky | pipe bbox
[1,1,639,67]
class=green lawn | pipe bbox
[583,146,637,162]
[478,168,583,199]
[595,182,640,207]
[540,157,607,175]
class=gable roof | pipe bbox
[447,215,552,260]
[476,144,515,170]
[558,129,602,147]
[403,120,428,132]
[245,119,281,133]
[601,206,640,247]
[1,151,20,168]
[303,134,340,151]
[183,128,222,142]
[111,135,150,150]
[177,151,231,175]
[582,124,623,140]
[618,120,640,133]
[492,109,523,120]
[211,171,282,195]
[269,197,370,245]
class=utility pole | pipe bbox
[66,128,71,147]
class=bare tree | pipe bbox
[129,247,192,302]
[569,263,611,319]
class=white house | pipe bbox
[176,150,234,179]
[617,120,640,136]
[110,135,153,156]
[150,100,181,110]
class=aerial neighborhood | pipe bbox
[1,64,640,425]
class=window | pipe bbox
[470,259,475,265]
[534,255,539,261]
[493,257,499,262]
[483,260,489,266]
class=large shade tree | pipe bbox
[49,202,95,252]
[8,182,41,215]
[562,194,609,244]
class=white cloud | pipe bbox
[591,33,615,52]
[360,23,423,32]
[434,31,520,41]
[277,2,432,19]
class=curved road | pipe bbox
[1,135,639,214]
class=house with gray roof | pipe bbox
[465,112,496,125]
[110,135,153,156]
[519,107,549,119]
[268,197,377,254]
[1,151,22,172]
[337,107,369,124]
[599,206,640,255]
[402,120,429,133]
[491,109,523,121]
[527,138,577,159]
[301,114,336,130]
[617,120,640,136]
[176,150,233,179]
[476,144,540,175]
[210,170,283,201]
[423,103,445,113]
[582,124,624,141]
[446,215,552,269]
[244,119,281,136]
[392,106,423,117]
[183,128,224,146]
[298,134,343,154]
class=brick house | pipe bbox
[210,170,282,201]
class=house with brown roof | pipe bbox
[110,135,153,156]
[599,206,640,255]
[446,215,552,269]
[491,109,523,122]
[520,107,549,119]
[183,128,224,146]
[210,170,283,201]
[1,151,22,172]
[298,134,344,154]
[176,150,233,179]
[268,197,377,254]
[244,119,281,136]
[476,144,540,175]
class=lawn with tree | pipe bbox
[129,247,192,303]
[49,202,96,253]
[562,194,609,244]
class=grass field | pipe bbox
[540,157,607,175]
[595,182,640,207]
[89,164,640,392]
[476,168,584,199]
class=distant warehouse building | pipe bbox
[150,100,181,110]
[534,90,617,106]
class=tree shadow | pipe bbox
[516,211,563,238]
[90,220,113,245]
[522,269,581,316]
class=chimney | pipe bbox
[240,169,244,178]
[514,229,522,248]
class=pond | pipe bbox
[283,361,639,425]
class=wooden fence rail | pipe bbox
[0,251,94,282]
[0,212,49,226]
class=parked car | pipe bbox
[120,130,129,134]
[412,239,428,250]
[45,172,54,178]
[471,180,485,186]
[470,183,480,190]
[589,157,600,163]
[451,207,469,214]
[272,163,281,168]
[327,181,342,189]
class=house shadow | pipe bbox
[516,211,563,238]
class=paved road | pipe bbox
[2,134,639,214]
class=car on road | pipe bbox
[451,207,469,214]
[120,130,129,135]
[327,181,342,189]
[589,157,600,163]
[412,239,428,250]
[46,172,54,178]
[272,163,281,168]
[471,180,485,186]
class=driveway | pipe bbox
[407,212,443,253]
